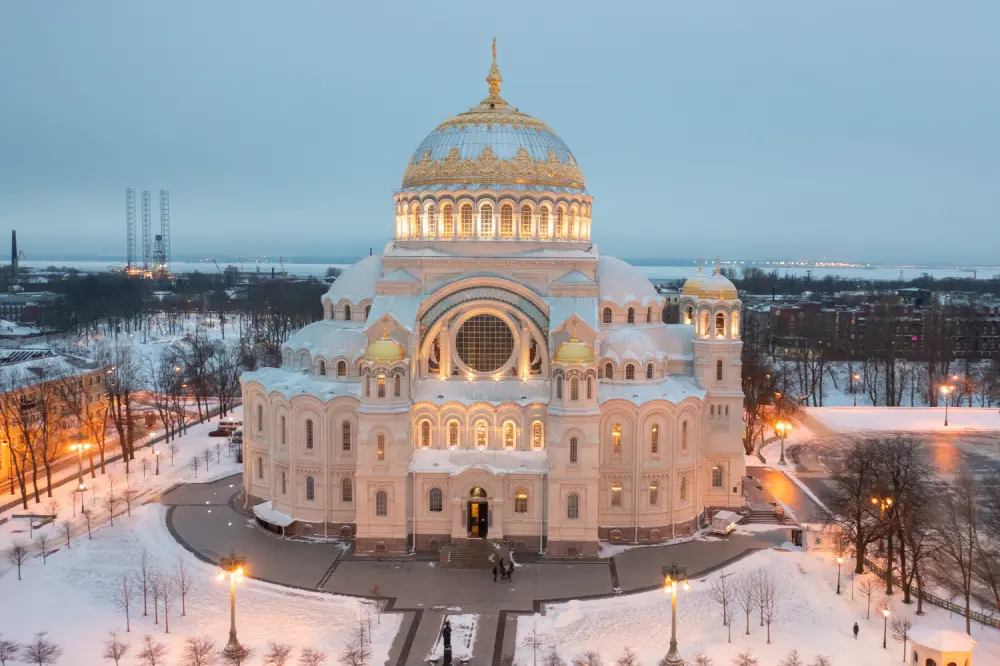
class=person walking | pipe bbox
[507,562,514,582]
[492,565,498,582]
[853,622,859,640]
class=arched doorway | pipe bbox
[468,487,489,538]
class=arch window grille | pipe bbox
[646,363,654,379]
[305,419,314,450]
[480,204,493,236]
[570,377,579,401]
[411,205,421,238]
[394,374,401,397]
[500,204,514,238]
[681,421,689,452]
[503,422,515,449]
[306,476,315,501]
[376,433,385,461]
[556,376,563,399]
[460,204,473,237]
[281,471,286,495]
[426,203,436,237]
[612,424,622,455]
[342,477,352,502]
[448,421,460,447]
[514,489,528,513]
[716,313,726,337]
[569,437,579,463]
[716,359,724,382]
[625,364,635,380]
[344,305,351,321]
[342,421,352,451]
[319,360,326,376]
[429,488,443,512]
[567,493,579,519]
[377,374,386,398]
[602,307,613,324]
[539,207,550,238]
[442,204,454,237]
[649,481,659,506]
[257,405,263,432]
[604,363,613,379]
[556,209,566,238]
[475,420,488,448]
[337,361,347,377]
[651,424,659,454]
[627,308,635,324]
[375,490,387,516]
[420,421,431,448]
[610,482,623,507]
[520,205,532,237]
[531,422,543,448]
[712,466,723,488]
[257,456,263,479]
[280,416,286,447]
[586,376,593,399]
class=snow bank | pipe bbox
[802,406,1000,432]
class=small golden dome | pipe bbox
[682,257,738,300]
[554,326,594,365]
[366,324,404,363]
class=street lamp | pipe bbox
[939,384,954,426]
[153,449,161,476]
[836,556,843,595]
[218,553,247,655]
[870,495,893,513]
[882,607,890,649]
[661,562,690,666]
[852,373,861,407]
[69,442,91,487]
[775,421,792,465]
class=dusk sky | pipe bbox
[2,1,998,264]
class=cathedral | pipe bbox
[241,46,746,556]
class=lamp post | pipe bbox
[836,556,843,595]
[2,441,12,495]
[661,562,690,666]
[939,385,954,426]
[69,442,91,487]
[775,421,792,465]
[882,607,890,649]
[153,449,161,476]
[852,373,861,407]
[78,482,86,509]
[218,553,247,654]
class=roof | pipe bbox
[599,375,705,406]
[0,348,99,388]
[547,297,599,333]
[409,448,548,476]
[908,627,978,653]
[382,268,419,283]
[252,500,294,528]
[553,270,595,285]
[596,255,660,306]
[282,321,367,360]
[599,324,694,364]
[241,367,361,402]
[366,295,424,333]
[414,378,550,406]
[324,255,382,304]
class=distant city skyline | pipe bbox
[2,1,998,264]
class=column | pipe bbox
[518,316,531,379]
[439,317,451,379]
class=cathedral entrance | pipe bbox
[468,487,488,538]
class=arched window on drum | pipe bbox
[460,204,473,237]
[442,204,454,237]
[520,204,532,237]
[500,204,514,238]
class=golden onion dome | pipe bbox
[682,258,738,300]
[554,326,594,365]
[366,325,405,363]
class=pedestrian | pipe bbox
[492,566,498,582]
[853,622,859,640]
[508,563,514,582]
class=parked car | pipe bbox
[210,417,242,437]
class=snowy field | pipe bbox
[515,548,1000,666]
[800,406,1000,433]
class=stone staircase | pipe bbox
[442,538,499,569]
[744,509,786,524]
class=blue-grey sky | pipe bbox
[2,1,998,264]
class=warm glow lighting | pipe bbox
[883,608,890,617]
[683,580,690,591]
[837,556,844,564]
[217,572,224,581]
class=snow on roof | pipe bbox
[366,295,424,333]
[242,367,361,402]
[599,324,693,364]
[908,627,978,653]
[0,348,98,387]
[282,321,367,360]
[409,448,548,476]
[547,297,598,333]
[599,374,704,406]
[382,268,419,283]
[324,255,382,303]
[553,270,596,285]
[414,378,550,406]
[252,500,295,527]
[596,255,661,306]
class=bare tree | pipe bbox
[778,651,803,666]
[734,570,757,635]
[614,648,638,666]
[7,543,28,580]
[182,636,219,666]
[521,624,546,666]
[149,568,163,626]
[45,498,60,519]
[136,548,152,616]
[60,520,71,549]
[731,651,758,666]
[934,472,979,633]
[709,570,733,626]
[829,439,883,574]
[103,492,122,526]
[102,631,129,666]
[114,573,133,632]
[99,342,142,472]
[263,641,293,666]
[571,652,602,666]
[692,654,713,666]
[82,507,93,539]
[122,488,140,517]
[141,458,150,479]
[190,456,200,478]
[136,635,168,666]
[159,571,176,634]
[543,649,566,666]
[24,632,62,666]
[0,635,21,666]
[298,648,328,666]
[222,644,253,666]
[369,584,384,624]
[176,558,193,616]
[892,614,913,663]
[761,572,783,643]
[859,577,878,619]
[215,442,223,464]
[169,442,179,466]
[35,534,51,564]
[203,447,213,470]
[809,657,832,666]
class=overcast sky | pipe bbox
[2,1,998,264]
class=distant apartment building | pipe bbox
[0,291,62,324]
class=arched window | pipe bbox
[649,481,659,506]
[647,307,652,323]
[716,359,724,382]
[731,310,740,338]
[257,405,263,432]
[586,376,593,399]
[364,375,370,397]
[567,493,579,519]
[460,203,473,237]
[569,211,578,239]
[627,307,635,324]
[602,307,613,324]
[475,420,488,448]
[305,419,314,449]
[448,421,459,447]
[716,313,726,337]
[646,363,654,379]
[610,482,623,507]
[480,204,493,237]
[337,360,347,377]
[612,424,622,454]
[503,422,515,449]
[556,376,563,399]
[344,305,352,321]
[680,476,688,501]
[514,489,528,513]
[700,311,710,337]
[531,422,543,448]
[625,364,635,380]
[375,490,387,516]
[420,421,430,448]
[520,204,532,237]
[712,466,723,488]
[604,363,613,379]
[319,360,326,376]
[426,203,436,238]
[569,437,578,463]
[681,421,689,451]
[429,488,443,512]
[684,305,693,325]
[500,204,514,238]
[539,207,550,239]
[376,433,385,461]
[342,477,352,502]
[306,476,315,501]
[280,416,286,447]
[442,204,454,237]
[651,424,659,454]
[365,305,370,319]
[281,471,286,495]
[556,208,565,239]
[257,455,263,479]
[342,421,351,451]
[570,377,579,401]
[394,374,401,397]
[377,373,386,398]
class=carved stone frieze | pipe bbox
[403,146,585,189]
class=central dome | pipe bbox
[401,46,585,192]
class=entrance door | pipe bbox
[468,501,489,538]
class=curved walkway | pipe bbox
[162,475,791,666]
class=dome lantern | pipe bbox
[554,323,595,365]
[366,323,405,363]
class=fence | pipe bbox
[864,557,1000,629]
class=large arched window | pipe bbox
[569,437,578,463]
[604,363,613,379]
[586,376,593,399]
[684,305,693,325]
[305,419,314,449]
[612,424,622,455]
[442,204,454,237]
[610,482,623,507]
[712,466,723,488]
[602,307,613,324]
[319,360,326,376]
[649,481,659,506]
[480,204,493,237]
[520,204,532,237]
[342,421,352,451]
[681,421,689,451]
[680,476,688,501]
[556,376,563,399]
[731,310,740,338]
[514,489,528,513]
[420,420,431,448]
[375,490,387,516]
[475,420,488,448]
[646,363,654,379]
[503,422,515,449]
[531,422,543,448]
[411,204,421,239]
[500,204,514,238]
[556,208,566,239]
[376,433,385,461]
[377,373,386,398]
[305,476,315,501]
[425,203,436,238]
[344,305,352,321]
[647,307,652,323]
[257,455,263,479]
[448,421,459,448]
[651,424,659,454]
[625,364,635,380]
[716,313,726,337]
[337,361,347,377]
[257,405,263,432]
[627,307,635,324]
[429,488,443,512]
[280,416,286,447]
[460,204,473,237]
[342,477,352,502]
[567,493,579,519]
[569,211,578,239]
[716,359,724,382]
[570,377,579,401]
[281,471,287,495]
[394,374,401,397]
[539,207,550,239]
[700,311,710,337]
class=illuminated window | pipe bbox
[611,482,622,507]
[480,204,493,236]
[556,376,563,399]
[500,204,514,238]
[342,421,351,451]
[570,377,579,401]
[731,311,740,338]
[716,359,723,382]
[337,361,347,377]
[716,313,726,337]
[421,421,431,448]
[448,421,459,447]
[460,204,473,237]
[425,203,436,237]
[712,466,723,488]
[569,437,578,463]
[305,419,314,449]
[475,420,488,448]
[342,477,352,502]
[306,476,315,501]
[569,211,578,239]
[520,205,532,236]
[531,422,543,448]
[411,204,421,239]
[684,306,693,325]
[319,360,326,376]
[625,365,635,380]
[649,481,659,505]
[680,476,688,501]
[375,490,387,516]
[503,422,515,449]
[651,424,659,454]
[612,424,622,454]
[376,433,385,461]
[376,373,385,398]
[539,207,550,239]
[627,307,635,324]
[442,204,454,237]
[515,489,528,513]
[455,314,515,373]
[602,307,613,324]
[567,493,579,519]
[429,488,443,512]
[556,208,565,238]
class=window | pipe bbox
[531,422,542,448]
[460,203,473,237]
[570,377,579,401]
[280,416,286,446]
[448,421,459,448]
[539,207,550,239]
[365,305,370,319]
[281,471,286,495]
[305,419,314,449]
[725,405,729,416]
[257,405,263,432]
[455,313,515,373]
[625,364,635,380]
[602,307,613,324]
[319,360,326,376]
[306,476,315,501]
[342,477,352,502]
[731,310,740,338]
[569,211,578,239]
[394,374,401,397]
[337,361,347,377]
[716,313,725,337]
[647,307,652,323]
[586,376,593,399]
[612,424,622,454]
[567,493,579,519]
[684,306,693,325]
[519,205,532,237]
[556,376,563,399]
[611,482,623,507]
[712,466,723,488]
[716,359,723,382]
[503,422,515,449]
[680,476,688,501]
[429,488,443,512]
[480,204,493,236]
[649,481,659,505]
[475,420,488,448]
[651,424,659,454]
[344,305,352,321]
[377,374,386,398]
[646,363,654,379]
[514,489,528,513]
[375,490,387,516]
[442,204,454,237]
[364,376,370,397]
[627,307,635,324]
[681,421,688,452]
[555,208,565,238]
[500,204,514,238]
[342,421,351,451]
[376,433,385,461]
[604,363,613,379]
[257,455,263,479]
[421,421,431,448]
[569,437,578,463]
[426,203,436,237]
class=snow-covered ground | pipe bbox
[515,548,1000,666]
[800,406,1000,433]
[426,614,477,663]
